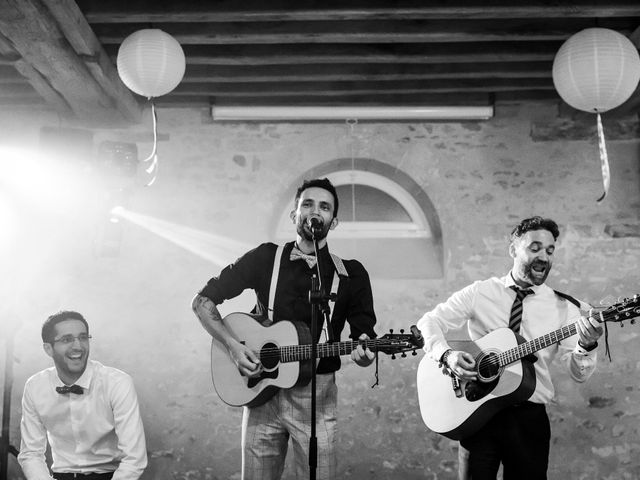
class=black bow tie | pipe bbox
[56,384,83,395]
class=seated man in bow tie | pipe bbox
[192,177,377,480]
[18,311,147,480]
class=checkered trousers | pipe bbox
[241,373,337,480]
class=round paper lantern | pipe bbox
[117,29,186,98]
[553,28,640,204]
[552,28,640,113]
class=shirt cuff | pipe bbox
[574,341,597,355]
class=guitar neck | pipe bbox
[499,322,580,367]
[280,339,381,363]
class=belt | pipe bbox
[52,473,114,480]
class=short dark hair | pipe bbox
[510,216,560,242]
[42,310,89,344]
[294,178,339,218]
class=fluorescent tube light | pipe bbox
[211,105,494,121]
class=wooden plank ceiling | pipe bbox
[0,0,639,126]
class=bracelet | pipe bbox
[440,349,453,367]
[578,340,598,352]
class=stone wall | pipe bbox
[2,102,640,479]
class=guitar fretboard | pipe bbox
[499,323,579,366]
[279,339,385,363]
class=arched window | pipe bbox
[273,159,443,279]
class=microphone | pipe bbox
[307,217,323,235]
[410,325,425,349]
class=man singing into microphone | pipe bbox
[191,178,377,480]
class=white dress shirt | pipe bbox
[417,274,598,404]
[18,360,147,480]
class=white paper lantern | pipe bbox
[117,29,186,98]
[552,28,640,113]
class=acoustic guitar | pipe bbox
[417,295,640,440]
[211,312,423,407]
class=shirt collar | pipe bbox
[504,271,543,294]
[289,240,330,258]
[51,359,95,391]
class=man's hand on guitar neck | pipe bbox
[442,349,477,381]
[351,334,376,367]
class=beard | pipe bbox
[521,259,551,286]
[297,218,330,241]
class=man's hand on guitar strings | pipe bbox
[228,341,263,378]
[351,334,376,367]
[447,351,478,381]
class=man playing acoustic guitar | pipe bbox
[417,216,603,480]
[191,178,377,480]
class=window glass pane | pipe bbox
[336,184,411,222]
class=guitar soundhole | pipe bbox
[477,352,500,381]
[260,342,280,370]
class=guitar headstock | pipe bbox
[598,294,640,326]
[376,325,424,359]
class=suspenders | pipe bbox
[266,244,348,341]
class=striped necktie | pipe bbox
[508,286,533,332]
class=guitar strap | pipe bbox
[553,289,611,360]
[266,244,348,341]
[553,289,589,310]
[266,244,285,325]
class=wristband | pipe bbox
[440,349,453,367]
[578,340,598,352]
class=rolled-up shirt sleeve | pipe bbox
[18,382,54,480]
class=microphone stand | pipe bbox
[306,225,333,480]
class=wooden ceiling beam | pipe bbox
[42,0,142,123]
[0,0,140,125]
[79,1,640,23]
[93,21,602,46]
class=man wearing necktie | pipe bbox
[192,178,377,479]
[18,311,147,480]
[417,217,603,480]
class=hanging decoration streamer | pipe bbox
[595,113,610,202]
[142,101,159,186]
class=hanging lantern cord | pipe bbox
[595,110,610,203]
[141,98,159,187]
[346,118,358,222]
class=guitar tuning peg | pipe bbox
[389,329,394,334]
[401,352,407,358]
[632,319,636,325]
[391,354,396,360]
[400,329,405,334]
[412,350,417,356]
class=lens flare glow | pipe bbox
[0,146,95,215]
[111,207,253,266]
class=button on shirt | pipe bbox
[18,360,147,480]
[417,274,598,404]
